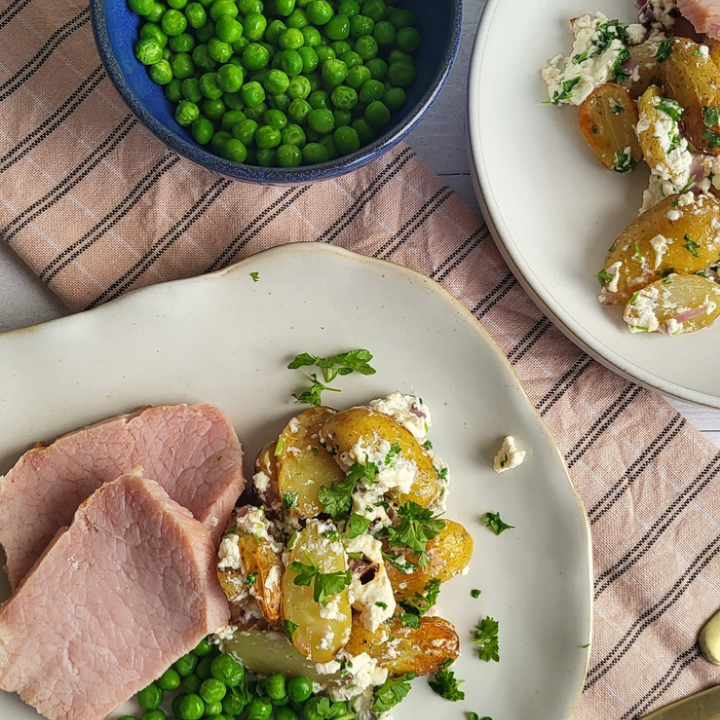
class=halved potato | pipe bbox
[578,84,641,172]
[319,407,439,508]
[281,520,352,663]
[598,194,720,304]
[344,614,459,676]
[383,520,473,600]
[623,40,662,99]
[254,441,282,512]
[624,273,720,334]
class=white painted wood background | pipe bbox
[1,0,719,447]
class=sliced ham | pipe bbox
[677,0,720,38]
[0,472,230,720]
[0,403,244,589]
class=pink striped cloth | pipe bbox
[2,1,720,718]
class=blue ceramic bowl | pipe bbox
[90,0,462,184]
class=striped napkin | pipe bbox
[3,1,720,718]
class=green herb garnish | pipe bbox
[472,616,500,662]
[484,512,514,536]
[290,550,352,605]
[428,668,465,702]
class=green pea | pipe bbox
[268,92,290,110]
[203,97,226,119]
[345,64,370,89]
[286,8,308,29]
[396,25,420,53]
[281,122,306,146]
[246,697,273,720]
[382,86,405,111]
[209,0,237,20]
[117,716,138,720]
[362,0,385,21]
[207,36,232,61]
[388,7,414,29]
[169,52,193,78]
[275,0,296,17]
[223,90,245,109]
[140,22,168,48]
[300,25,322,46]
[265,19,288,44]
[256,124,282,148]
[197,71,222,98]
[337,0,360,17]
[354,34,377,60]
[242,42,270,70]
[288,97,311,124]
[315,44,335,63]
[156,668,182,692]
[364,56,387,80]
[192,43,216,70]
[254,146,274,165]
[148,58,172,83]
[165,77,184,101]
[358,78,383,102]
[349,14,373,37]
[326,15,350,41]
[294,46,318,74]
[176,99,201,126]
[273,49,300,76]
[286,677,313,703]
[198,678,227,704]
[333,108,351,126]
[231,35,250,53]
[191,115,215,143]
[307,107,334,134]
[211,129,232,153]
[330,83,357,109]
[307,89,330,109]
[137,683,163,711]
[286,74,311,99]
[263,108,288,130]
[264,68,290,94]
[364,99,389,127]
[134,37,163,64]
[275,707,300,720]
[146,2,166,22]
[184,2,207,27]
[306,70,321,91]
[328,40,350,56]
[141,711,166,720]
[279,27,304,49]
[178,693,205,720]
[195,17,216,41]
[338,50,362,69]
[203,701,223,716]
[276,144,302,166]
[161,8,188,34]
[372,19,395,45]
[129,0,154,15]
[244,100,268,121]
[321,58,347,86]
[233,117,258,144]
[221,109,246,129]
[302,697,328,720]
[387,48,412,65]
[306,0,333,25]
[168,0,188,9]
[217,63,244,92]
[243,10,267,40]
[352,115,374,143]
[222,690,248,715]
[302,142,329,164]
[169,31,195,51]
[320,134,338,158]
[181,77,202,101]
[237,0,262,13]
[183,673,203,694]
[215,14,243,42]
[328,701,349,719]
[387,60,415,87]
[241,80,265,107]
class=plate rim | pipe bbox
[466,0,720,411]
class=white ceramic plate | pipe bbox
[0,243,591,720]
[468,0,720,408]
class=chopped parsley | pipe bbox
[702,128,720,149]
[422,439,433,451]
[546,77,581,105]
[274,437,284,456]
[613,148,637,174]
[382,550,416,574]
[593,19,630,52]
[472,616,500,662]
[288,349,376,383]
[282,620,299,640]
[283,492,299,511]
[484,511,514,536]
[245,572,257,586]
[428,668,465,702]
[290,550,352,604]
[384,442,402,466]
[658,267,674,277]
[634,242,644,265]
[372,673,415,714]
[679,175,697,194]
[572,51,588,64]
[436,466,448,481]
[380,501,445,567]
[656,97,683,123]
[656,37,674,62]
[629,290,641,306]
[399,613,421,629]
[375,601,388,610]
[611,104,625,115]
[683,234,701,257]
[595,267,615,286]
[471,588,482,598]
[291,373,341,406]
[318,461,378,519]
[250,271,260,282]
[401,578,442,618]
[347,512,371,539]
[703,106,720,128]
[611,46,631,83]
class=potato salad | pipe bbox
[543,1,720,336]
[215,393,472,720]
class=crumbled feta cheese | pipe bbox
[649,234,672,270]
[253,471,271,493]
[493,436,526,473]
[218,535,242,571]
[368,392,431,441]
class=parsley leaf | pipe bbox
[595,267,615,286]
[472,616,500,662]
[613,148,637,174]
[484,512,514,536]
[380,501,445,567]
[428,668,465,702]
[290,550,352,605]
[347,512,371,539]
[656,37,674,62]
[593,19,629,53]
[291,373,341,406]
[611,46,630,83]
[703,106,720,128]
[401,578,442,617]
[471,588,482,598]
[384,442,402,466]
[245,572,257,586]
[657,98,683,123]
[399,612,421,628]
[683,234,701,257]
[372,673,416,714]
[318,462,378,519]
[546,76,581,105]
[288,349,376,382]
[703,128,720,148]
[283,492,299,511]
[283,620,299,640]
[250,271,260,282]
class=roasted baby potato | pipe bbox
[254,441,282,512]
[383,520,473,601]
[623,40,662,99]
[598,194,720,304]
[636,85,689,180]
[344,614,459,676]
[275,407,346,518]
[658,38,720,154]
[624,273,720,334]
[281,519,352,663]
[217,509,283,625]
[578,84,641,172]
[319,407,439,508]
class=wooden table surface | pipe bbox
[1,0,719,447]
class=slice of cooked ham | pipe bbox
[0,403,244,589]
[678,0,720,38]
[0,473,230,720]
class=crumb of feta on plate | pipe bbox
[493,436,526,473]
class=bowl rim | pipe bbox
[89,0,463,184]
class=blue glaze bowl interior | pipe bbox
[91,0,462,184]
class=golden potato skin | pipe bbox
[383,520,473,601]
[578,84,641,172]
[658,38,720,154]
[254,441,282,512]
[624,40,662,99]
[281,520,352,663]
[319,407,439,508]
[599,194,720,305]
[344,614,459,677]
[276,407,346,519]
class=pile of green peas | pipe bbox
[117,637,356,720]
[128,0,421,168]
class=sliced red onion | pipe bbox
[621,57,638,75]
[674,306,707,323]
